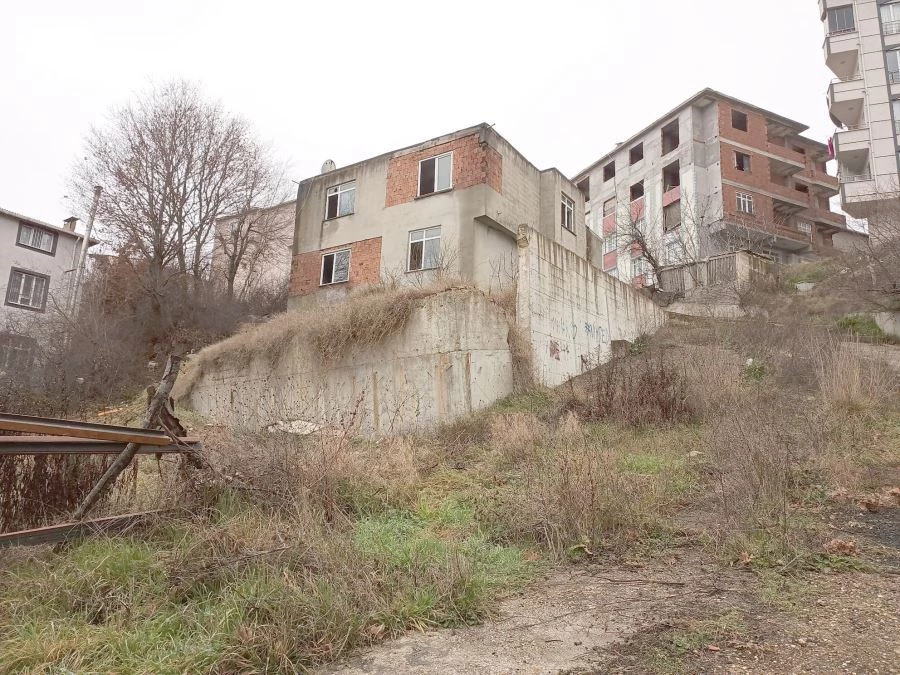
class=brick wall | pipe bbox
[384,133,502,207]
[289,236,382,297]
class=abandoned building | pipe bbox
[573,89,862,289]
[288,124,587,309]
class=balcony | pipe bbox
[822,27,859,80]
[833,126,870,164]
[794,172,840,199]
[711,219,811,252]
[827,78,865,128]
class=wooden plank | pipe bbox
[0,511,164,548]
[0,413,172,446]
[0,436,201,455]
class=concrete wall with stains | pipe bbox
[516,226,667,386]
[185,290,513,434]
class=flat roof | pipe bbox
[0,206,99,246]
[573,88,829,181]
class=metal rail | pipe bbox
[0,435,201,455]
[0,511,164,548]
[0,413,172,446]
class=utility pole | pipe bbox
[69,185,102,314]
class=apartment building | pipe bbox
[821,0,900,232]
[289,124,586,309]
[574,89,851,286]
[0,207,96,370]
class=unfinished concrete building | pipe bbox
[573,89,856,289]
[288,124,587,309]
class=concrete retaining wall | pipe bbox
[517,226,666,386]
[185,290,514,434]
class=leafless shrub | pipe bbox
[815,339,899,412]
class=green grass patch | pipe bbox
[836,314,887,340]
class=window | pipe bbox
[665,240,683,265]
[418,153,452,196]
[325,181,356,219]
[661,120,680,155]
[794,183,809,194]
[632,257,649,279]
[0,334,36,372]
[736,192,754,214]
[320,249,351,285]
[630,181,644,201]
[663,161,681,190]
[577,177,590,203]
[734,151,751,172]
[888,49,900,82]
[882,2,900,34]
[602,234,617,254]
[629,143,644,165]
[731,110,748,132]
[603,198,616,216]
[827,5,855,34]
[5,269,49,311]
[561,193,575,232]
[603,161,616,182]
[16,222,57,255]
[797,221,812,234]
[664,202,681,231]
[408,226,441,271]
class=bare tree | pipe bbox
[71,80,283,332]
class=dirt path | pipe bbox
[325,505,900,675]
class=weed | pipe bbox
[836,314,888,340]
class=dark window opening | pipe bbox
[732,110,748,132]
[663,161,681,190]
[418,153,452,196]
[576,177,590,203]
[795,183,809,194]
[629,143,644,165]
[603,161,616,182]
[630,181,644,201]
[603,198,616,216]
[735,151,751,172]
[321,249,350,285]
[661,120,680,155]
[793,145,806,155]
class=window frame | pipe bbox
[5,267,50,312]
[407,226,442,272]
[734,151,751,172]
[16,221,58,256]
[827,5,855,34]
[561,193,576,233]
[417,152,453,197]
[663,202,682,231]
[602,198,616,216]
[0,333,37,372]
[319,249,351,286]
[736,192,754,215]
[324,181,357,220]
[602,234,617,254]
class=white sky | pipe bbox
[2,0,836,227]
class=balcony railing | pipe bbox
[826,25,856,37]
[838,171,873,183]
[884,20,900,35]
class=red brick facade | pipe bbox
[384,133,502,207]
[289,237,382,297]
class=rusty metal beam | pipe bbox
[0,413,172,446]
[0,511,164,548]
[0,435,201,455]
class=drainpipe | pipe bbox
[69,185,102,314]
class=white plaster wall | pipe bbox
[185,290,514,434]
[517,226,667,387]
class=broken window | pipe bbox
[731,110,748,132]
[408,226,441,271]
[418,153,452,196]
[663,161,681,190]
[734,152,751,172]
[325,181,356,219]
[6,269,49,311]
[827,5,854,34]
[664,202,681,231]
[661,120,680,155]
[0,333,36,372]
[320,249,351,285]
[736,192,754,214]
[630,181,644,202]
[629,143,644,165]
[603,161,616,182]
[561,193,576,232]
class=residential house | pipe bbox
[289,124,586,309]
[573,89,858,288]
[0,207,96,370]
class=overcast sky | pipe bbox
[3,0,835,228]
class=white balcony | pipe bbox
[827,78,865,127]
[822,28,859,80]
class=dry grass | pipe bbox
[815,339,899,412]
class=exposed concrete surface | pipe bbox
[186,290,514,434]
[516,226,666,387]
[875,311,900,340]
